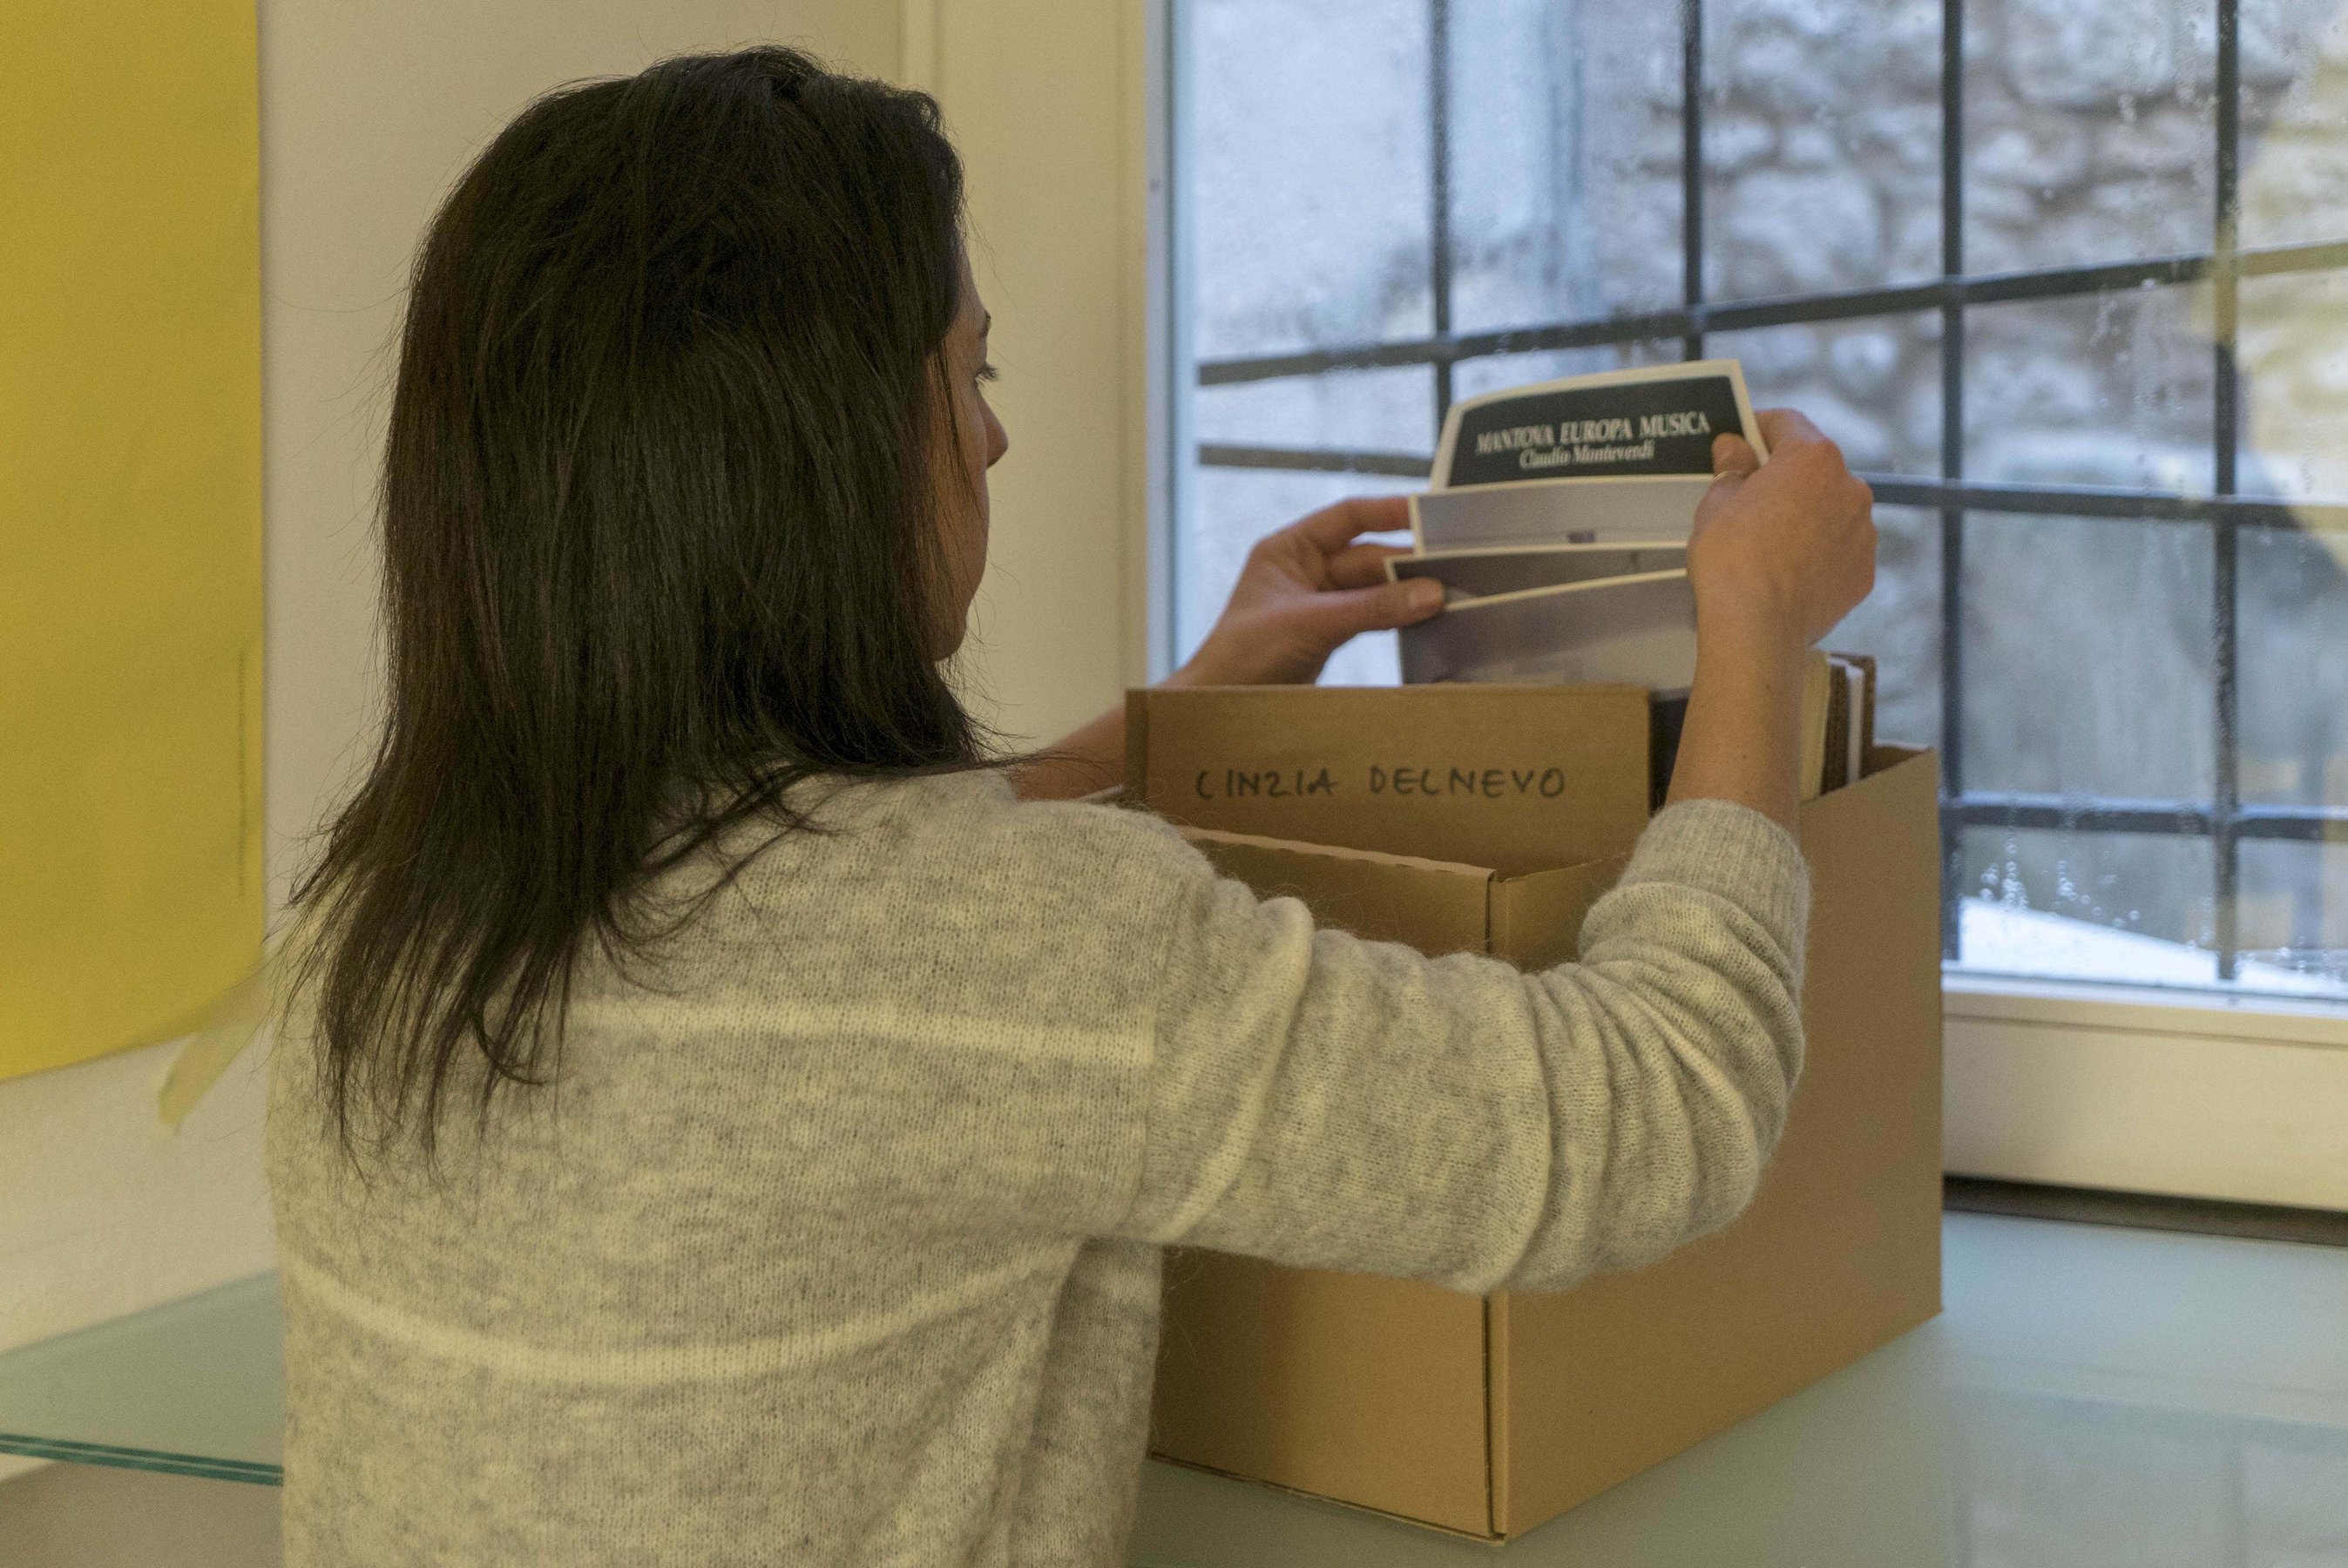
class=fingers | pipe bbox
[1296,495,1411,554]
[1326,541,1411,591]
[1296,577,1445,642]
[1752,407,1828,452]
[1750,408,1864,515]
[1711,433,1761,479]
[1694,449,1751,536]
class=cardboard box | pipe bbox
[1128,686,1944,1543]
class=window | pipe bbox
[1163,0,2348,1009]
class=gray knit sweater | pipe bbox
[265,768,1808,1566]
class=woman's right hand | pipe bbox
[1687,408,1877,650]
[1663,408,1878,835]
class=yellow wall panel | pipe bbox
[0,0,264,1081]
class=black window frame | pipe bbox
[1186,0,2348,980]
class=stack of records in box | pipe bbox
[1391,359,1763,693]
[1391,361,1873,800]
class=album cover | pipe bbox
[1394,568,1699,691]
[1434,359,1766,488]
[1410,360,1764,552]
[1387,542,1688,602]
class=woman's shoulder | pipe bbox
[680,767,1222,933]
[883,768,1220,896]
[616,770,1232,1042]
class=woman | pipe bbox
[267,46,1873,1567]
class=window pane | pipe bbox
[1957,826,2216,988]
[1965,289,2215,493]
[1449,343,1681,404]
[1965,0,2216,274]
[2240,269,2348,504]
[1449,0,1682,331]
[2237,0,2348,253]
[1702,0,1943,301]
[2237,524,2348,810]
[1317,630,1403,688]
[1188,0,1431,361]
[1710,314,1943,476]
[1171,0,2348,1006]
[1960,512,2215,801]
[1194,367,1436,461]
[1819,504,1945,752]
[2238,841,2348,994]
[1176,465,1411,667]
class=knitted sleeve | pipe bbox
[1115,799,1810,1295]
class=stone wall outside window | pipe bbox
[1180,0,2348,992]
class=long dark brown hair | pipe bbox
[281,47,994,1161]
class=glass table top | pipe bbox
[0,1274,281,1485]
[1,1213,2344,1567]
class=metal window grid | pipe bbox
[1188,0,2348,977]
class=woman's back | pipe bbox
[269,764,1810,1565]
[270,771,1193,1563]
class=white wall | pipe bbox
[916,0,1155,738]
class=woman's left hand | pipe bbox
[1169,497,1446,687]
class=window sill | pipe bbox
[1942,975,2348,1213]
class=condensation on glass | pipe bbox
[1172,0,2348,998]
